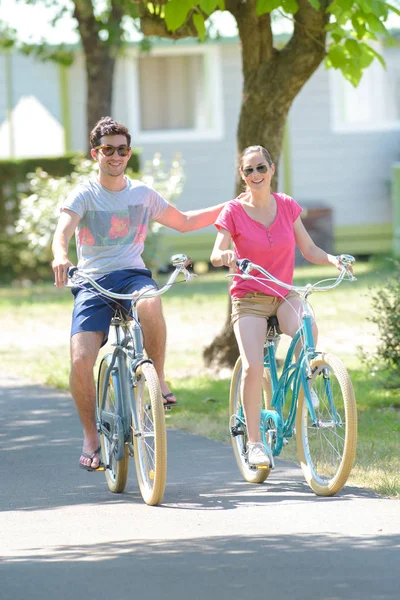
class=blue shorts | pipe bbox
[71,268,158,346]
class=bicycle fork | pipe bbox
[98,362,126,463]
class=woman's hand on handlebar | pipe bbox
[220,250,237,268]
[329,254,343,272]
[330,253,355,276]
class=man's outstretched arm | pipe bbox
[155,203,226,233]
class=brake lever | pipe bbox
[225,273,253,280]
[340,266,357,282]
[347,271,357,282]
[65,266,80,287]
[185,270,198,281]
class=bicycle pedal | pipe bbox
[231,426,244,437]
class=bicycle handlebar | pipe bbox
[234,254,356,295]
[67,253,194,303]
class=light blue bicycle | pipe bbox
[229,255,357,496]
[68,254,193,505]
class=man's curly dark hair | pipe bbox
[89,116,131,149]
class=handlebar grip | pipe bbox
[171,254,192,268]
[338,254,355,267]
[67,266,78,278]
[236,258,251,272]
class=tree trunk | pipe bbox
[203,0,329,368]
[73,0,123,147]
[202,295,239,368]
[84,48,118,144]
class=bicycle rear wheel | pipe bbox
[97,355,129,493]
[132,362,167,506]
[229,357,271,484]
[296,353,357,496]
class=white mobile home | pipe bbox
[1,36,399,260]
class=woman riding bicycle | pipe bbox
[210,145,343,468]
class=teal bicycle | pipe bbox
[229,255,357,496]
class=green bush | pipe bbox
[365,259,400,383]
[0,155,77,230]
[0,155,78,283]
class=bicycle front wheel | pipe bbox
[97,355,129,493]
[229,357,271,484]
[296,353,357,496]
[132,362,167,506]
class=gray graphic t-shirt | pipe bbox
[64,177,168,276]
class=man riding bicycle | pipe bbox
[52,116,226,471]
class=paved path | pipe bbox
[0,373,399,600]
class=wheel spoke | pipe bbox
[229,358,271,484]
[296,354,357,496]
[97,355,129,493]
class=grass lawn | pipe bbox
[1,257,399,497]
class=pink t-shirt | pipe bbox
[215,192,302,298]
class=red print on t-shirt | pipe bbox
[78,226,95,246]
[109,214,130,240]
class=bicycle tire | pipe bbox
[229,357,271,484]
[97,354,129,493]
[295,353,357,496]
[132,362,167,506]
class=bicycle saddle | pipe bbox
[266,315,281,337]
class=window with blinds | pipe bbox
[138,54,204,131]
[131,46,223,141]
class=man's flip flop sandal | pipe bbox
[162,393,178,407]
[79,447,106,472]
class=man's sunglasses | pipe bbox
[95,144,131,157]
[242,164,269,177]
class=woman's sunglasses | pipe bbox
[95,144,131,157]
[242,164,269,177]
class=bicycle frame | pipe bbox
[97,317,139,462]
[259,305,319,460]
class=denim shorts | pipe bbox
[71,268,157,346]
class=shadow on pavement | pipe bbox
[0,376,375,513]
[1,532,399,600]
